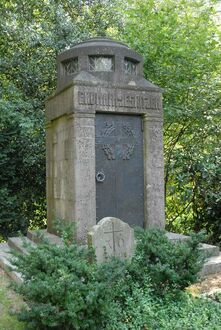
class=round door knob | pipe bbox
[96,171,105,182]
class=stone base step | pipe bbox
[167,232,220,258]
[166,232,189,242]
[0,231,63,283]
[1,231,221,282]
[0,243,23,283]
[200,253,221,277]
[199,243,220,258]
[0,236,37,283]
[27,229,63,246]
[8,236,36,255]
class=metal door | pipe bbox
[95,113,144,227]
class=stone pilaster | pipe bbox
[68,112,96,243]
[46,112,96,243]
[45,122,54,230]
[143,114,165,228]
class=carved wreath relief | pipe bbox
[100,122,136,161]
[102,144,115,160]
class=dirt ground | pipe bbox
[188,272,221,297]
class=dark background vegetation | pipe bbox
[0,0,220,244]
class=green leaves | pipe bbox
[11,228,220,329]
[133,228,205,294]
[0,0,220,245]
[12,238,120,329]
[0,0,123,239]
[118,0,221,243]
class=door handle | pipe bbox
[96,171,105,183]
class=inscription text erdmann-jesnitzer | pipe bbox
[77,90,161,110]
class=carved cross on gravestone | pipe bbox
[104,222,124,255]
[88,217,135,263]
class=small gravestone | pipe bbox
[87,217,134,263]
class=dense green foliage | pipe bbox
[118,0,221,242]
[132,228,204,294]
[11,229,219,329]
[113,290,221,330]
[0,0,121,240]
[118,0,221,243]
[0,0,220,243]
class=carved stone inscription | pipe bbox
[88,217,135,263]
[77,87,161,111]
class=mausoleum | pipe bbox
[1,38,219,281]
[45,37,165,243]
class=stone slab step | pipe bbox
[0,243,23,283]
[167,232,219,258]
[200,253,221,277]
[166,232,189,242]
[1,233,220,283]
[27,229,63,246]
[8,236,36,255]
[0,242,10,253]
[28,230,87,249]
[199,243,220,258]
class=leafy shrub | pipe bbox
[0,188,27,241]
[131,228,205,294]
[11,227,207,329]
[12,242,123,329]
[0,101,46,241]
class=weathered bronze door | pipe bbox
[95,113,144,227]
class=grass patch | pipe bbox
[0,269,25,330]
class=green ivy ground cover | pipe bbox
[7,228,221,329]
[0,270,221,329]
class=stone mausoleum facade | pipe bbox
[45,38,165,243]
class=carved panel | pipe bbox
[99,122,137,161]
[102,144,116,160]
[102,122,116,136]
[122,144,135,160]
[150,126,162,143]
[77,139,94,160]
[124,58,137,75]
[63,58,78,75]
[122,124,135,137]
[96,114,144,227]
[89,56,114,72]
[77,86,162,113]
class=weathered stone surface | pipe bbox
[27,230,63,246]
[46,37,165,243]
[199,243,220,258]
[143,118,165,228]
[0,243,23,283]
[1,234,221,282]
[166,232,190,242]
[88,217,135,263]
[200,253,221,277]
[167,232,220,258]
[8,237,36,255]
